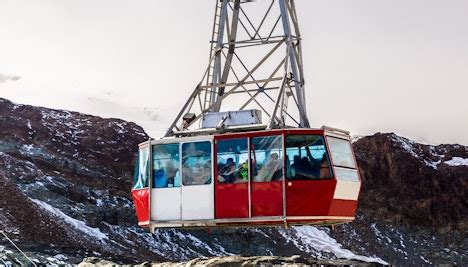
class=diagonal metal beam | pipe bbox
[221,50,272,118]
[240,56,286,110]
[204,39,284,111]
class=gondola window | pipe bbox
[286,135,332,180]
[251,136,283,182]
[217,138,249,184]
[182,141,212,186]
[133,146,150,189]
[152,143,180,188]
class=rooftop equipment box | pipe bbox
[201,110,262,129]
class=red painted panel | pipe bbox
[286,179,336,216]
[131,189,149,225]
[251,181,283,217]
[215,130,284,140]
[214,129,325,141]
[215,183,249,218]
[328,199,358,217]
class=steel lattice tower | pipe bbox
[166,0,310,137]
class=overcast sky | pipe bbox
[0,0,467,145]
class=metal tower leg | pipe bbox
[278,0,309,128]
[209,0,229,111]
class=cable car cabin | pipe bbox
[131,127,361,231]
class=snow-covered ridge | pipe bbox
[390,134,466,170]
[391,134,442,169]
[30,198,108,242]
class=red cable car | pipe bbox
[132,126,361,231]
[132,0,362,231]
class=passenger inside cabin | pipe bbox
[286,135,332,180]
[238,161,248,182]
[255,153,282,182]
[153,143,180,188]
[319,154,331,178]
[154,156,179,187]
[165,161,177,186]
[286,155,294,178]
[217,138,249,184]
[181,141,212,186]
[288,154,323,179]
[218,157,236,183]
[291,155,301,177]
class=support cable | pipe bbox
[0,230,37,267]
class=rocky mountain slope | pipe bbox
[355,133,467,233]
[0,97,466,265]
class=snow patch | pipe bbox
[22,144,34,153]
[30,198,108,242]
[424,159,441,170]
[392,135,418,157]
[420,255,431,264]
[444,157,468,166]
[281,226,388,265]
[351,135,364,143]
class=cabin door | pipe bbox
[250,135,284,217]
[284,135,335,216]
[215,138,250,219]
[151,143,182,221]
[180,141,215,220]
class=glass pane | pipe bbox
[286,135,332,180]
[217,138,249,184]
[327,137,356,168]
[152,143,180,188]
[132,154,140,188]
[334,167,359,182]
[182,141,212,186]
[133,146,149,189]
[251,135,283,182]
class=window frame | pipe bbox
[133,144,151,190]
[152,143,181,189]
[325,136,357,170]
[250,135,284,183]
[333,166,360,182]
[181,140,213,187]
[325,135,361,183]
[216,138,250,184]
[285,134,334,181]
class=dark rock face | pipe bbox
[0,98,153,262]
[0,98,466,265]
[353,133,467,233]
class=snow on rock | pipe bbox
[30,198,108,242]
[391,135,418,156]
[351,135,364,144]
[444,157,468,166]
[281,226,388,265]
[389,134,464,170]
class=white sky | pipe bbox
[0,0,467,145]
